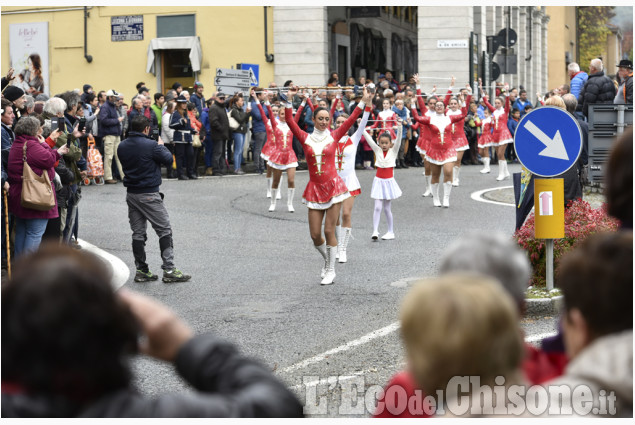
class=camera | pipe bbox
[77,117,87,133]
[150,127,160,141]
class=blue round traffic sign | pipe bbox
[514,106,582,177]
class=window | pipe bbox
[157,14,195,38]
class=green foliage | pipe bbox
[578,6,616,69]
[514,199,619,288]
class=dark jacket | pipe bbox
[209,101,230,141]
[54,156,75,208]
[129,108,159,137]
[230,105,251,134]
[117,131,172,194]
[191,93,205,116]
[1,123,15,188]
[1,334,304,418]
[578,70,617,117]
[615,74,633,105]
[169,110,194,143]
[98,99,122,137]
[41,111,84,185]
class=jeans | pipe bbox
[232,132,245,171]
[14,217,48,257]
[204,137,214,168]
[252,131,267,173]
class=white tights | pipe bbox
[373,199,394,234]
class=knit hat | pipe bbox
[4,86,25,103]
[82,84,92,93]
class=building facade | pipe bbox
[1,6,275,97]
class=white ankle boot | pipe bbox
[266,177,272,198]
[431,183,441,207]
[287,188,295,212]
[339,227,352,263]
[452,166,460,187]
[443,181,452,208]
[268,189,277,211]
[480,157,491,174]
[314,242,327,278]
[321,245,337,285]
[423,175,432,197]
[496,160,508,181]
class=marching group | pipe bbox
[0,55,632,417]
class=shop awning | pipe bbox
[146,36,202,74]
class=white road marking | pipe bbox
[282,321,558,383]
[78,239,129,290]
[471,186,515,207]
[280,322,401,374]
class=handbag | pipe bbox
[20,141,55,211]
[228,109,240,131]
[192,133,202,148]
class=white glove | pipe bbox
[53,172,62,190]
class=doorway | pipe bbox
[161,49,195,94]
[338,45,348,83]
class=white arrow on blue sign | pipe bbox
[514,106,583,177]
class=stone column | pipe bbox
[273,6,328,85]
[518,7,529,93]
[417,7,473,89]
[542,14,550,95]
[532,8,543,103]
[510,6,520,88]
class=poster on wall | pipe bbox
[9,22,49,96]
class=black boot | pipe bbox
[401,159,409,169]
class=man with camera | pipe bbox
[117,115,191,283]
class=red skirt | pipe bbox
[267,149,298,169]
[425,139,457,165]
[303,175,349,204]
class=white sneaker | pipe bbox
[372,231,379,240]
[381,232,395,240]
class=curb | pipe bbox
[77,239,129,291]
[525,295,563,317]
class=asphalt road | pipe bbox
[79,162,558,417]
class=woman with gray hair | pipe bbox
[6,116,69,256]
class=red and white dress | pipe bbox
[335,106,372,197]
[285,102,365,209]
[363,126,403,200]
[475,117,495,148]
[484,96,513,146]
[411,108,467,165]
[267,110,298,170]
[411,87,434,156]
[368,109,399,140]
[446,94,472,152]
[258,102,276,160]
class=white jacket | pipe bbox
[362,125,403,169]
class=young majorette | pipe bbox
[283,86,371,285]
[445,85,472,186]
[368,98,400,140]
[410,75,467,208]
[333,101,372,262]
[481,80,513,181]
[266,98,298,212]
[362,124,404,240]
[474,108,495,173]
[253,90,282,200]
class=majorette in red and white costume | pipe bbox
[333,106,371,263]
[255,100,282,200]
[411,86,437,197]
[284,96,365,285]
[483,95,512,146]
[411,101,466,208]
[445,91,472,186]
[483,93,512,180]
[335,106,371,198]
[362,125,403,240]
[261,101,300,213]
